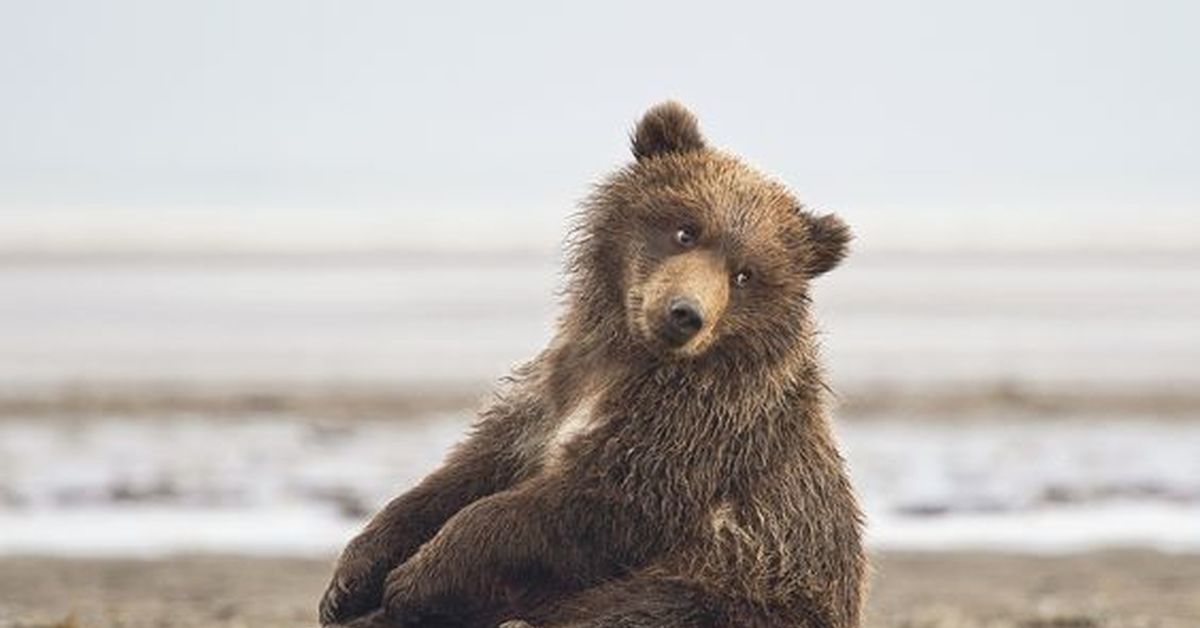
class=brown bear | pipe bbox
[319,102,865,628]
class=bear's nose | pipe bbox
[666,297,704,342]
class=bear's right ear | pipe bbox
[802,211,852,277]
[631,101,706,161]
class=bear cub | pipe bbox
[320,102,866,628]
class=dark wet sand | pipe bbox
[5,380,1200,423]
[1,551,1198,628]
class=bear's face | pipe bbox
[579,102,851,362]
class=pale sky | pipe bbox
[1,1,1197,252]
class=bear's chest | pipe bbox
[541,394,604,469]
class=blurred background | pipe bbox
[1,1,1198,627]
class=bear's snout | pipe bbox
[665,297,704,345]
[634,251,729,356]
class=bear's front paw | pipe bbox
[320,553,390,626]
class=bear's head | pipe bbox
[571,102,851,367]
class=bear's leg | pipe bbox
[514,576,751,628]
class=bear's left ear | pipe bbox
[801,211,852,277]
[631,101,706,161]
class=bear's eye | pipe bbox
[733,269,753,288]
[673,226,697,248]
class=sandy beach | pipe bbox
[2,551,1198,628]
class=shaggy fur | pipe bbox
[319,101,865,628]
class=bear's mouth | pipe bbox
[659,323,698,349]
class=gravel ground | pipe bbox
[1,551,1198,628]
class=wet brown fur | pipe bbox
[320,101,865,628]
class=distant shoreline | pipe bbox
[3,250,1197,422]
[3,380,1199,421]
